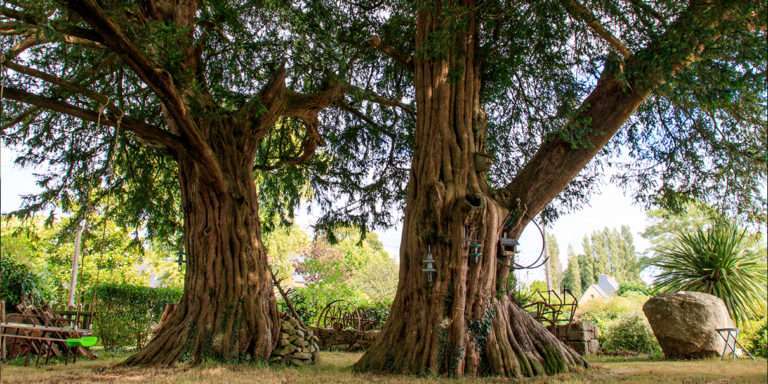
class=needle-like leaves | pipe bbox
[651,221,767,324]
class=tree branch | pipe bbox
[2,86,183,152]
[0,106,39,133]
[495,0,743,237]
[563,0,632,59]
[65,0,227,192]
[345,82,415,116]
[626,0,668,25]
[252,123,321,171]
[0,6,103,45]
[368,35,414,72]
[5,61,110,105]
[250,74,346,170]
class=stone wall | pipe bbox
[311,327,380,351]
[270,313,321,366]
[548,320,599,355]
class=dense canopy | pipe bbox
[1,1,764,238]
[1,0,765,374]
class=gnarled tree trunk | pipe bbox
[355,3,584,377]
[357,0,740,377]
[124,117,279,366]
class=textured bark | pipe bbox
[355,3,584,377]
[124,118,279,366]
[358,0,742,378]
[68,221,85,308]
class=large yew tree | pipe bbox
[0,0,410,365]
[352,0,766,378]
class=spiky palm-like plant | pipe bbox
[651,222,767,324]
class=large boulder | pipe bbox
[643,291,733,359]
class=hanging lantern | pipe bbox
[422,246,436,283]
[177,249,186,271]
[469,241,483,264]
[500,232,519,256]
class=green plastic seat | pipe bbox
[65,336,98,348]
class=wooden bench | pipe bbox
[0,322,93,366]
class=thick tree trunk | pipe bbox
[356,3,584,377]
[124,118,279,366]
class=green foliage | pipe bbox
[748,321,768,358]
[263,224,310,285]
[296,229,398,304]
[0,215,182,306]
[563,226,640,295]
[618,282,650,297]
[91,283,182,351]
[577,294,660,354]
[601,314,661,355]
[545,233,563,290]
[650,220,767,324]
[271,227,397,326]
[561,245,582,298]
[0,256,53,311]
[641,202,723,260]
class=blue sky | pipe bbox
[1,144,653,284]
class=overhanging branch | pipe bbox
[65,0,227,192]
[5,61,110,105]
[369,35,414,72]
[345,82,415,116]
[0,6,104,45]
[2,86,183,152]
[495,0,740,237]
[564,0,632,59]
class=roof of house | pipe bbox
[579,274,619,303]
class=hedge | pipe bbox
[91,283,181,351]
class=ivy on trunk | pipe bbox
[356,0,756,377]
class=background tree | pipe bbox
[286,228,398,324]
[356,0,765,378]
[578,240,596,292]
[0,214,180,307]
[618,226,639,282]
[575,226,641,287]
[545,232,562,291]
[642,201,724,255]
[263,224,310,286]
[591,231,610,280]
[562,246,582,298]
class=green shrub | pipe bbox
[618,282,650,297]
[281,286,391,328]
[748,321,768,358]
[577,295,648,331]
[0,257,53,311]
[91,283,181,351]
[602,314,661,355]
[577,295,663,355]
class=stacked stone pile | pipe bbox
[548,320,600,355]
[270,313,320,366]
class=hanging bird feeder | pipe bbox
[422,246,436,284]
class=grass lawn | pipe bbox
[1,352,766,383]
